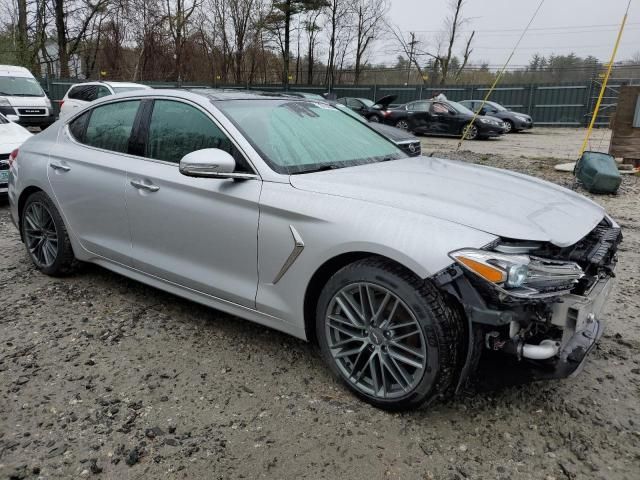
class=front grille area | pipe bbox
[17,108,46,115]
[539,219,622,294]
[399,141,421,157]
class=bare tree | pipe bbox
[352,0,387,84]
[163,0,201,81]
[389,25,430,83]
[435,0,474,84]
[53,0,112,77]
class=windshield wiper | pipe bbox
[291,164,344,175]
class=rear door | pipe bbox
[406,101,431,132]
[125,98,261,307]
[48,99,140,264]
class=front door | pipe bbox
[125,99,261,307]
[48,99,140,264]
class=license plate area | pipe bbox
[0,170,9,183]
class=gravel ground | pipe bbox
[1,132,639,480]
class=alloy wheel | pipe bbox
[324,282,427,399]
[464,124,478,140]
[396,120,409,130]
[23,202,59,268]
[368,116,380,123]
[503,121,512,133]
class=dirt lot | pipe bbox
[1,128,639,480]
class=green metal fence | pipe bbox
[39,77,637,127]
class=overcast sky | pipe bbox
[376,0,639,67]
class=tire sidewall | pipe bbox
[316,262,445,410]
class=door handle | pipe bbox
[130,179,160,192]
[49,162,71,172]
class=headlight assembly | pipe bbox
[449,248,584,298]
[515,115,529,122]
[0,97,11,106]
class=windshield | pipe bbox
[218,99,406,174]
[111,86,147,94]
[487,101,507,111]
[0,76,44,97]
[448,101,475,116]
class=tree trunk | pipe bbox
[283,0,291,88]
[17,0,28,67]
[54,0,69,77]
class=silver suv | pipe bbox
[7,89,621,410]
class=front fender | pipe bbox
[255,182,496,337]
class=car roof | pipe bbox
[68,81,150,88]
[0,65,34,77]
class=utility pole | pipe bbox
[407,32,417,84]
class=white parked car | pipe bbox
[0,65,55,129]
[0,113,31,197]
[59,81,152,118]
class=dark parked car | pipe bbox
[336,95,396,123]
[368,122,421,157]
[385,99,506,140]
[459,100,533,133]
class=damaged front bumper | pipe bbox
[434,263,615,391]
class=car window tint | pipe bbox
[346,98,361,109]
[96,86,111,99]
[68,111,90,141]
[68,85,97,102]
[146,100,248,171]
[84,100,140,153]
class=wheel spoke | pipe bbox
[391,329,421,342]
[387,348,424,369]
[388,340,425,360]
[379,298,400,329]
[388,353,413,387]
[334,343,367,359]
[380,354,408,391]
[336,295,366,327]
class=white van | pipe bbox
[0,65,55,129]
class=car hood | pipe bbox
[368,122,419,142]
[0,121,32,152]
[289,156,604,247]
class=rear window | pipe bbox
[68,85,97,102]
[81,100,140,153]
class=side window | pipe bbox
[346,98,362,109]
[68,85,97,102]
[145,100,249,171]
[68,111,90,141]
[84,100,140,153]
[431,102,449,114]
[96,86,111,99]
[412,101,429,112]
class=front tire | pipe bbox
[316,257,464,411]
[462,123,479,140]
[368,115,380,123]
[395,119,410,130]
[503,120,514,133]
[21,191,76,276]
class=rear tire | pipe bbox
[21,191,76,276]
[395,120,410,130]
[316,257,464,411]
[368,115,380,123]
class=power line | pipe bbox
[404,22,640,34]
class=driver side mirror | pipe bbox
[179,148,238,179]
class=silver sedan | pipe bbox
[7,89,621,410]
